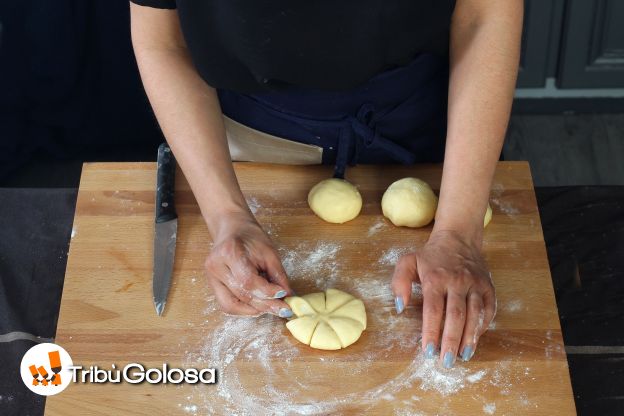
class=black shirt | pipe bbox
[131,0,456,93]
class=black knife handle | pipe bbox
[155,143,177,223]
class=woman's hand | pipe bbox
[132,4,294,317]
[205,212,294,317]
[391,230,496,368]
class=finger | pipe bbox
[259,248,294,296]
[208,279,261,316]
[458,292,484,362]
[440,291,467,369]
[391,255,417,315]
[249,298,293,319]
[481,288,497,335]
[226,255,293,317]
[420,284,445,360]
[206,257,248,299]
[207,260,252,305]
[228,257,288,300]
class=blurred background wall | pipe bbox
[0,1,164,180]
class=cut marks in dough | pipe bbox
[284,289,367,350]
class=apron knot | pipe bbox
[333,103,417,178]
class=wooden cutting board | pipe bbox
[46,162,576,415]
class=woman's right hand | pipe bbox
[204,212,294,317]
[131,0,294,318]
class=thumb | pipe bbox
[391,253,419,314]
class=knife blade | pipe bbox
[152,143,178,316]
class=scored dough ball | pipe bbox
[484,204,493,228]
[308,178,362,224]
[381,178,437,228]
[284,289,367,350]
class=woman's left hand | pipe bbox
[391,229,496,368]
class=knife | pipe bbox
[152,143,178,316]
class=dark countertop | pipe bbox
[536,187,624,416]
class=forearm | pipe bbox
[131,13,250,239]
[434,0,523,245]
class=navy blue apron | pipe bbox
[218,53,448,179]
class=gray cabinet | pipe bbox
[558,0,624,88]
[517,0,624,89]
[517,1,558,87]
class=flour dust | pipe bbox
[180,240,535,415]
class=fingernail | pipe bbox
[443,351,455,369]
[461,345,474,362]
[425,342,436,359]
[274,290,287,299]
[394,297,404,314]
[278,308,293,318]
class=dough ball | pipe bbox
[308,178,362,224]
[284,289,367,350]
[381,178,437,228]
[484,203,493,228]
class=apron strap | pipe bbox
[334,103,417,178]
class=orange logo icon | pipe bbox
[28,350,63,387]
[20,343,73,396]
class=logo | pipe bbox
[20,343,217,394]
[20,343,73,396]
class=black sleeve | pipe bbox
[130,0,176,10]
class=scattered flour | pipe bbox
[489,363,513,395]
[280,242,341,289]
[466,370,487,383]
[519,393,532,407]
[395,410,426,416]
[367,219,386,237]
[70,227,77,239]
[246,196,261,215]
[490,188,520,216]
[378,247,411,266]
[347,276,394,303]
[183,309,493,415]
[505,300,523,313]
[180,238,532,415]
[202,295,218,315]
[483,403,496,414]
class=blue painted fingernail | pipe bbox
[425,342,436,359]
[443,351,455,369]
[278,308,293,318]
[461,346,474,362]
[395,297,404,314]
[274,290,287,299]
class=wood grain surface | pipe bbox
[46,162,576,415]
